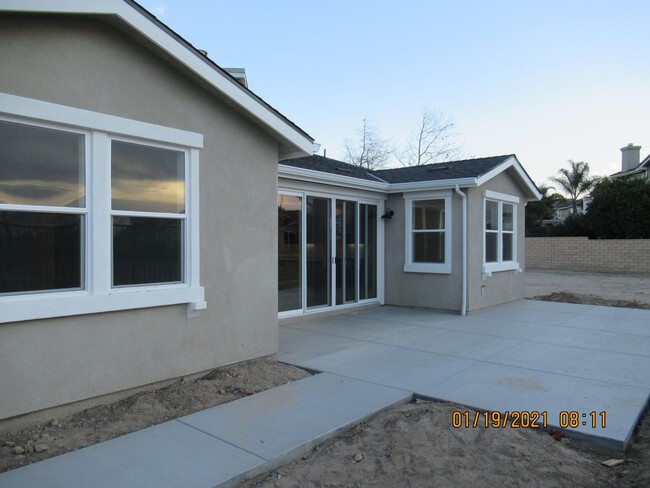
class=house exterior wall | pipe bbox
[383,192,463,312]
[0,15,280,420]
[466,171,526,312]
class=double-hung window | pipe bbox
[0,93,204,323]
[404,192,452,273]
[483,190,519,274]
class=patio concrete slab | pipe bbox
[179,373,410,465]
[0,419,266,488]
[279,301,650,449]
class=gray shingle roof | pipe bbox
[280,155,514,184]
[371,155,513,183]
[279,155,386,182]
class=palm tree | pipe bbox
[550,160,596,216]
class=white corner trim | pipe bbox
[0,93,203,148]
[484,189,520,204]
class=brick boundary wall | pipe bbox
[526,237,650,274]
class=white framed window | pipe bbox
[0,93,205,323]
[483,190,520,275]
[404,191,452,273]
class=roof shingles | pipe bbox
[280,155,514,184]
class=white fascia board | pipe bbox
[476,155,542,200]
[1,0,314,157]
[278,164,389,193]
[387,177,477,194]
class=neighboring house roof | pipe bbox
[610,154,650,178]
[279,155,541,200]
[0,0,316,159]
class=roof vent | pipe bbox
[197,49,208,56]
[425,165,450,171]
[335,167,352,173]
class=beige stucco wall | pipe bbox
[466,170,527,312]
[0,15,280,420]
[383,192,463,312]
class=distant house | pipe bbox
[553,197,592,221]
[0,1,540,424]
[610,143,650,179]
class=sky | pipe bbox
[139,0,650,186]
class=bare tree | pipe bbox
[397,107,461,166]
[343,118,392,170]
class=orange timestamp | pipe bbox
[451,410,607,429]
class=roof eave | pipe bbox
[476,155,542,201]
[1,0,315,158]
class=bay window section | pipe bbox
[0,120,85,294]
[483,191,519,274]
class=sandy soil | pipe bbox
[243,401,649,488]
[525,270,650,306]
[0,359,310,474]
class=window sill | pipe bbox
[482,262,521,278]
[404,263,451,274]
[0,286,206,324]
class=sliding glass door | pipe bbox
[278,192,379,315]
[306,196,331,308]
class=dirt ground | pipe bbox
[525,269,650,306]
[0,359,310,474]
[244,401,649,488]
[2,271,648,486]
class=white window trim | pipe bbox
[0,94,205,324]
[482,190,520,277]
[404,191,452,274]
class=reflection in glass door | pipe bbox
[360,204,377,300]
[306,196,331,308]
[336,200,357,305]
[277,194,302,312]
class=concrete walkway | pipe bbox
[280,300,650,450]
[0,374,410,488]
[1,300,648,487]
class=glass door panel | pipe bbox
[359,204,377,300]
[277,194,302,312]
[306,196,331,308]
[335,200,357,305]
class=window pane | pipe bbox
[0,212,82,293]
[413,232,445,263]
[503,233,514,261]
[113,217,182,286]
[414,200,444,230]
[485,232,498,263]
[306,196,331,308]
[0,120,84,207]
[278,194,302,312]
[503,203,514,231]
[485,200,498,230]
[112,141,184,213]
[359,204,377,300]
